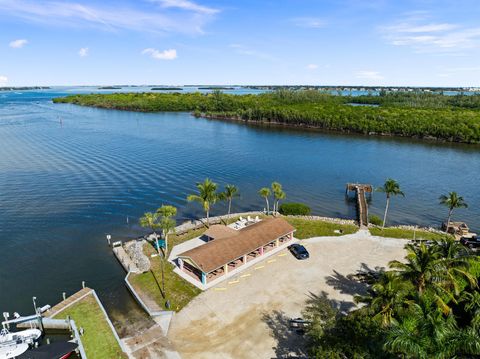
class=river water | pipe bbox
[0,88,478,327]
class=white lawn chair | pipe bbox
[255,216,260,222]
[239,216,244,221]
[247,215,252,222]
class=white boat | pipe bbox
[0,328,42,346]
[0,342,29,359]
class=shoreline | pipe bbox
[197,113,480,145]
[52,99,480,145]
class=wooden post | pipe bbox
[82,281,85,289]
[62,292,66,301]
[106,234,111,246]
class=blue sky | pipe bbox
[1,0,480,86]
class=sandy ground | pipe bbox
[168,231,407,359]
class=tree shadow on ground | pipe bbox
[325,269,369,297]
[325,264,386,310]
[306,290,355,314]
[262,310,309,359]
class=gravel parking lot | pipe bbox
[168,231,406,359]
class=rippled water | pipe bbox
[1,88,479,324]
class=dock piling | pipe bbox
[62,292,66,301]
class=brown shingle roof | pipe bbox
[178,218,295,273]
[203,225,237,240]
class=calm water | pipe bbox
[1,88,479,326]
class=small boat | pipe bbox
[0,329,42,347]
[0,342,29,359]
[16,341,78,359]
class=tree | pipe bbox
[156,205,177,296]
[439,192,468,232]
[219,184,239,221]
[356,271,412,327]
[187,178,218,226]
[259,187,271,214]
[271,182,286,215]
[156,205,177,257]
[139,212,161,254]
[376,179,404,229]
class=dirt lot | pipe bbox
[168,231,406,359]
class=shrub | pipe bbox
[279,202,311,215]
[369,215,383,226]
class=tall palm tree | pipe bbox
[376,178,404,229]
[439,192,468,232]
[156,205,177,257]
[259,187,271,214]
[139,212,162,254]
[156,205,177,295]
[187,178,218,226]
[271,181,285,214]
[219,184,239,221]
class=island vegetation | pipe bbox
[53,89,480,143]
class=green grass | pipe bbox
[285,217,358,239]
[369,227,453,240]
[129,233,202,312]
[54,294,126,359]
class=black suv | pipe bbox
[460,235,480,250]
[288,244,310,259]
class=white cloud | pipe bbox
[153,0,219,15]
[9,39,28,48]
[291,17,326,29]
[0,75,8,86]
[306,64,318,70]
[382,15,480,54]
[0,0,218,35]
[142,48,177,60]
[78,47,89,57]
[356,71,384,80]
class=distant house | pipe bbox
[176,217,295,284]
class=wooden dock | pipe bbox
[346,183,372,228]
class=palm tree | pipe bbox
[139,212,162,254]
[439,192,468,232]
[389,240,475,314]
[271,181,286,214]
[187,178,218,226]
[356,271,411,327]
[389,242,441,296]
[219,184,239,221]
[156,205,177,295]
[376,179,404,229]
[259,187,271,214]
[156,205,177,257]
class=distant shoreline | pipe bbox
[0,86,50,91]
[52,91,480,144]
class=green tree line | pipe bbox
[53,90,480,143]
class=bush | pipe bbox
[279,202,311,215]
[369,215,383,226]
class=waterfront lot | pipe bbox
[168,232,406,359]
[53,293,126,359]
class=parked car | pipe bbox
[288,244,309,259]
[460,235,480,250]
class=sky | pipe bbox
[1,0,480,87]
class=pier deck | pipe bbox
[346,183,372,228]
